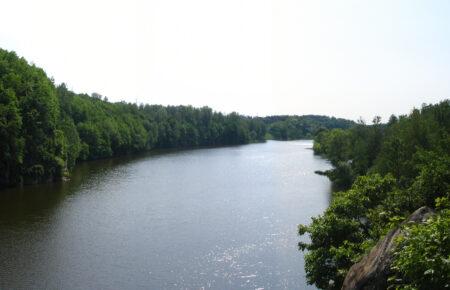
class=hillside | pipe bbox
[299,100,450,289]
[0,48,356,188]
[263,115,355,140]
[0,48,266,188]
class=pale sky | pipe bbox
[1,0,450,121]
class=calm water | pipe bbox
[0,140,331,290]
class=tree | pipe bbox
[0,84,23,186]
[306,100,450,289]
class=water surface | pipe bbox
[0,140,331,289]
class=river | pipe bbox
[0,140,331,289]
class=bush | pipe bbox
[390,209,450,290]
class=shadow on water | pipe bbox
[0,181,70,226]
[0,146,243,226]
[0,153,150,226]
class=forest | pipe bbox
[5,46,447,289]
[299,101,450,289]
[263,115,354,140]
[0,48,269,188]
[0,48,349,189]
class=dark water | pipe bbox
[0,140,331,290]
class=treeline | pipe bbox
[0,48,266,188]
[0,48,357,189]
[299,101,450,289]
[57,86,266,161]
[263,115,354,140]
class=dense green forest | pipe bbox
[263,115,354,140]
[299,101,450,289]
[0,48,352,189]
[0,48,269,188]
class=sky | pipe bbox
[1,0,450,121]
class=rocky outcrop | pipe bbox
[341,206,434,290]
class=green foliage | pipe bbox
[390,209,450,290]
[0,48,268,188]
[313,102,450,191]
[264,115,354,140]
[314,129,351,163]
[0,83,23,186]
[302,101,450,289]
[409,151,450,208]
[299,174,396,289]
[313,118,385,189]
[59,116,81,169]
[0,48,64,185]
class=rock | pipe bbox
[341,206,434,290]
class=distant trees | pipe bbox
[56,86,268,168]
[59,90,267,160]
[263,115,355,140]
[300,100,450,289]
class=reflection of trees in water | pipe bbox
[0,180,69,226]
[0,157,121,225]
[0,150,182,226]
